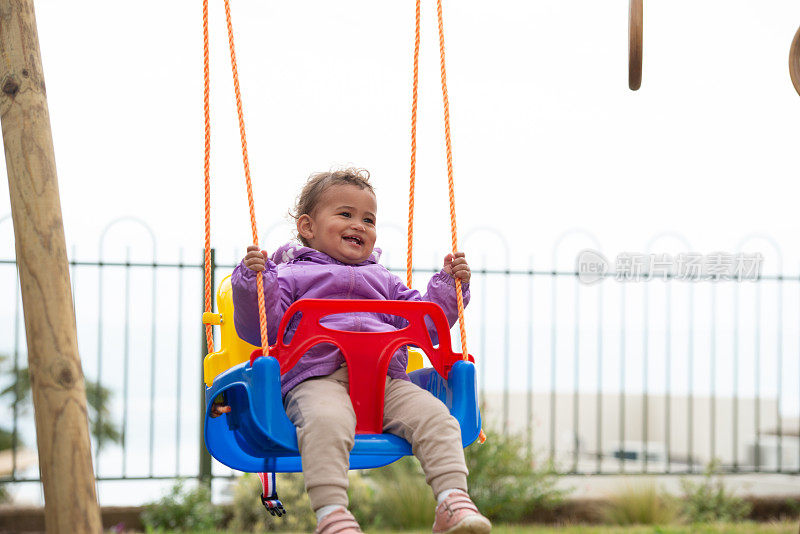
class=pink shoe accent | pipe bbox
[432,490,492,534]
[314,508,363,534]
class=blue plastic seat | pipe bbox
[203,298,481,472]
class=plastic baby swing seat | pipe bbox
[203,287,482,473]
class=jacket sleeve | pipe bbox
[390,270,470,345]
[231,260,294,347]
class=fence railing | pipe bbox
[1,234,798,495]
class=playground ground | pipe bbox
[370,526,799,533]
[133,524,800,533]
[1,504,798,533]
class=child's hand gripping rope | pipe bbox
[443,251,471,283]
[209,245,268,419]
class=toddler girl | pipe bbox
[225,168,490,533]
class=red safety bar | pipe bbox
[249,299,473,434]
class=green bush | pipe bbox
[227,470,375,531]
[344,469,379,527]
[602,481,679,525]
[228,473,315,532]
[679,461,751,523]
[0,428,13,451]
[360,457,437,529]
[465,429,565,522]
[140,480,223,532]
[784,497,800,518]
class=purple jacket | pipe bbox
[231,242,470,396]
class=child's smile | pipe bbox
[343,235,363,247]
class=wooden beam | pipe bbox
[628,0,643,91]
[0,1,102,532]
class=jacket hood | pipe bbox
[271,241,382,266]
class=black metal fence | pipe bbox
[1,225,798,499]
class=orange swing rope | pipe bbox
[434,0,469,362]
[406,0,420,291]
[203,0,270,354]
[222,0,270,350]
[408,0,483,444]
[407,0,468,360]
[433,0,485,444]
[203,0,213,354]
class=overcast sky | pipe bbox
[1,0,799,273]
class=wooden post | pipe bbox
[0,1,102,533]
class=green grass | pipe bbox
[484,524,798,533]
[382,524,798,534]
[147,522,800,533]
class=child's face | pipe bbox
[297,184,377,264]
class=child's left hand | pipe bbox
[443,251,471,284]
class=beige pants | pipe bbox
[283,366,469,510]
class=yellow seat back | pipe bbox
[406,347,424,372]
[203,274,259,387]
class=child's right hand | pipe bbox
[210,402,231,418]
[243,245,268,272]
